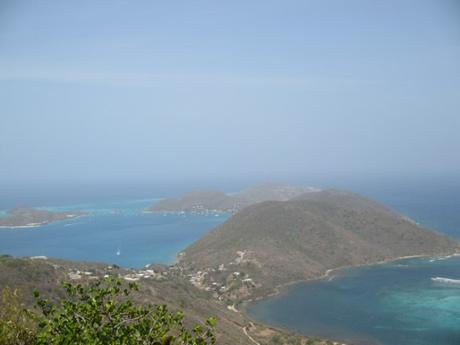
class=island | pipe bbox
[0,207,87,228]
[146,183,320,214]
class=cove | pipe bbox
[248,256,460,345]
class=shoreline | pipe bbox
[240,251,460,345]
[242,251,460,307]
[0,223,44,229]
[0,213,88,230]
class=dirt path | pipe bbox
[243,323,261,345]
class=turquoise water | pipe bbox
[0,198,228,268]
[245,178,460,345]
[248,257,460,345]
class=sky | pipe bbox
[1,0,459,187]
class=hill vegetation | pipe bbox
[0,256,337,345]
[1,277,217,345]
[179,190,460,301]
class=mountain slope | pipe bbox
[0,255,336,345]
[237,184,320,204]
[0,256,249,344]
[179,190,459,299]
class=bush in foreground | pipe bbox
[0,278,217,345]
[0,287,36,345]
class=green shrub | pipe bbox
[271,334,282,345]
[0,287,36,345]
[1,278,217,345]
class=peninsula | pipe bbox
[0,207,87,228]
[146,184,320,214]
[178,189,460,302]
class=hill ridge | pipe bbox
[178,189,460,301]
[146,184,320,214]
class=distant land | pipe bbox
[0,207,86,228]
[178,189,460,302]
[146,184,320,214]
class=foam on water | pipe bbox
[431,277,460,286]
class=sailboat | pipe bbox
[116,248,121,256]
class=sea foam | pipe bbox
[431,277,460,285]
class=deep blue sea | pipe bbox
[1,177,459,344]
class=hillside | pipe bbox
[178,190,460,301]
[147,184,319,213]
[0,255,249,344]
[237,184,320,204]
[0,255,339,345]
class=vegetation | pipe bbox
[181,189,459,301]
[0,278,216,345]
[0,287,36,345]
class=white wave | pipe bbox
[431,277,460,285]
[429,254,460,262]
[64,222,84,227]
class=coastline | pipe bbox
[0,213,88,230]
[0,223,44,229]
[241,252,460,345]
[243,251,460,306]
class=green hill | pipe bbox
[179,190,460,301]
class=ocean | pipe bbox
[1,176,459,344]
[0,198,228,268]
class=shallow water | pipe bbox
[248,257,460,345]
[0,198,228,268]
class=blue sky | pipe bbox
[1,0,459,184]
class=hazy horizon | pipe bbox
[1,0,460,185]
